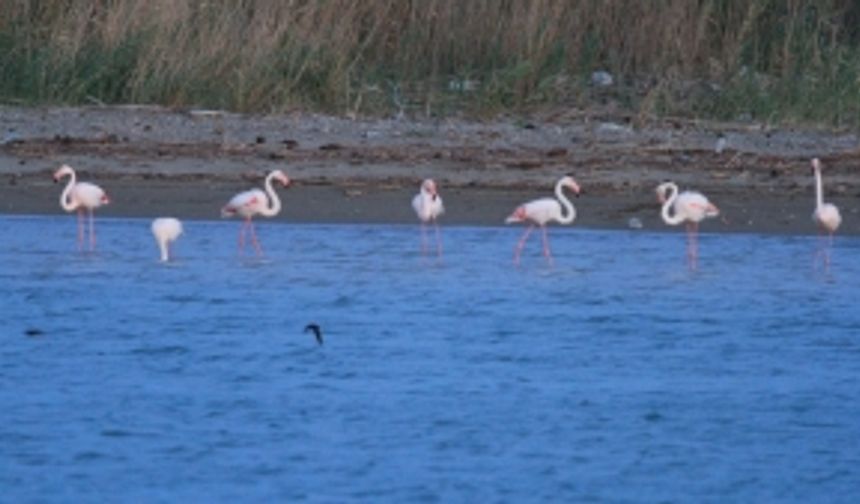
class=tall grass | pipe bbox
[1,0,859,126]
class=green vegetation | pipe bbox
[2,0,859,127]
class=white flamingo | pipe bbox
[811,158,841,268]
[505,175,581,265]
[656,181,719,269]
[152,218,183,262]
[221,170,290,255]
[53,164,110,251]
[412,178,444,256]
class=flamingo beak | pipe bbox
[102,195,110,204]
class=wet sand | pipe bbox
[1,106,858,234]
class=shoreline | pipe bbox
[1,106,857,235]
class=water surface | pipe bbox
[2,216,859,502]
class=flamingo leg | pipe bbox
[76,209,84,250]
[685,222,698,270]
[88,208,96,251]
[237,220,247,253]
[540,225,554,266]
[248,220,263,255]
[514,225,535,264]
[420,222,428,255]
[812,229,825,270]
[433,218,443,258]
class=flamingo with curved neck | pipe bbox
[505,175,580,265]
[412,178,445,257]
[221,170,290,255]
[811,158,841,268]
[656,181,718,269]
[53,164,110,251]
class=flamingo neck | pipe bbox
[814,167,824,210]
[59,171,77,211]
[555,179,576,224]
[158,239,169,262]
[660,183,685,225]
[259,172,282,217]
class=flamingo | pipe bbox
[152,217,183,262]
[811,158,841,268]
[412,178,444,256]
[505,175,581,265]
[656,181,719,269]
[53,164,110,251]
[221,169,290,255]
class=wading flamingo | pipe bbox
[412,178,444,257]
[221,170,290,255]
[505,175,581,265]
[656,181,719,269]
[152,217,183,262]
[811,158,841,268]
[53,164,110,251]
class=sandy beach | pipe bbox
[1,106,858,234]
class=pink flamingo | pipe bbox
[53,164,110,251]
[221,170,290,255]
[505,175,581,265]
[656,181,719,269]
[412,179,444,256]
[152,217,183,262]
[811,158,841,268]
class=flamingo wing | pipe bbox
[73,182,108,208]
[676,191,717,222]
[411,193,424,219]
[814,203,842,232]
[152,218,183,242]
[520,198,562,225]
[223,189,267,217]
[428,195,444,219]
[413,193,444,222]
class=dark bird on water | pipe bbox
[304,324,323,346]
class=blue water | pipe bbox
[2,215,859,502]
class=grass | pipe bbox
[1,0,859,127]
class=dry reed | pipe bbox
[1,0,858,125]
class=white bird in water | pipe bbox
[656,181,719,269]
[221,170,290,255]
[505,175,581,265]
[811,158,841,269]
[53,164,110,251]
[412,178,444,257]
[152,218,183,262]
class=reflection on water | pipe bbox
[2,215,859,502]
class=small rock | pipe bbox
[1,130,21,146]
[627,217,643,229]
[596,122,632,136]
[590,70,614,87]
